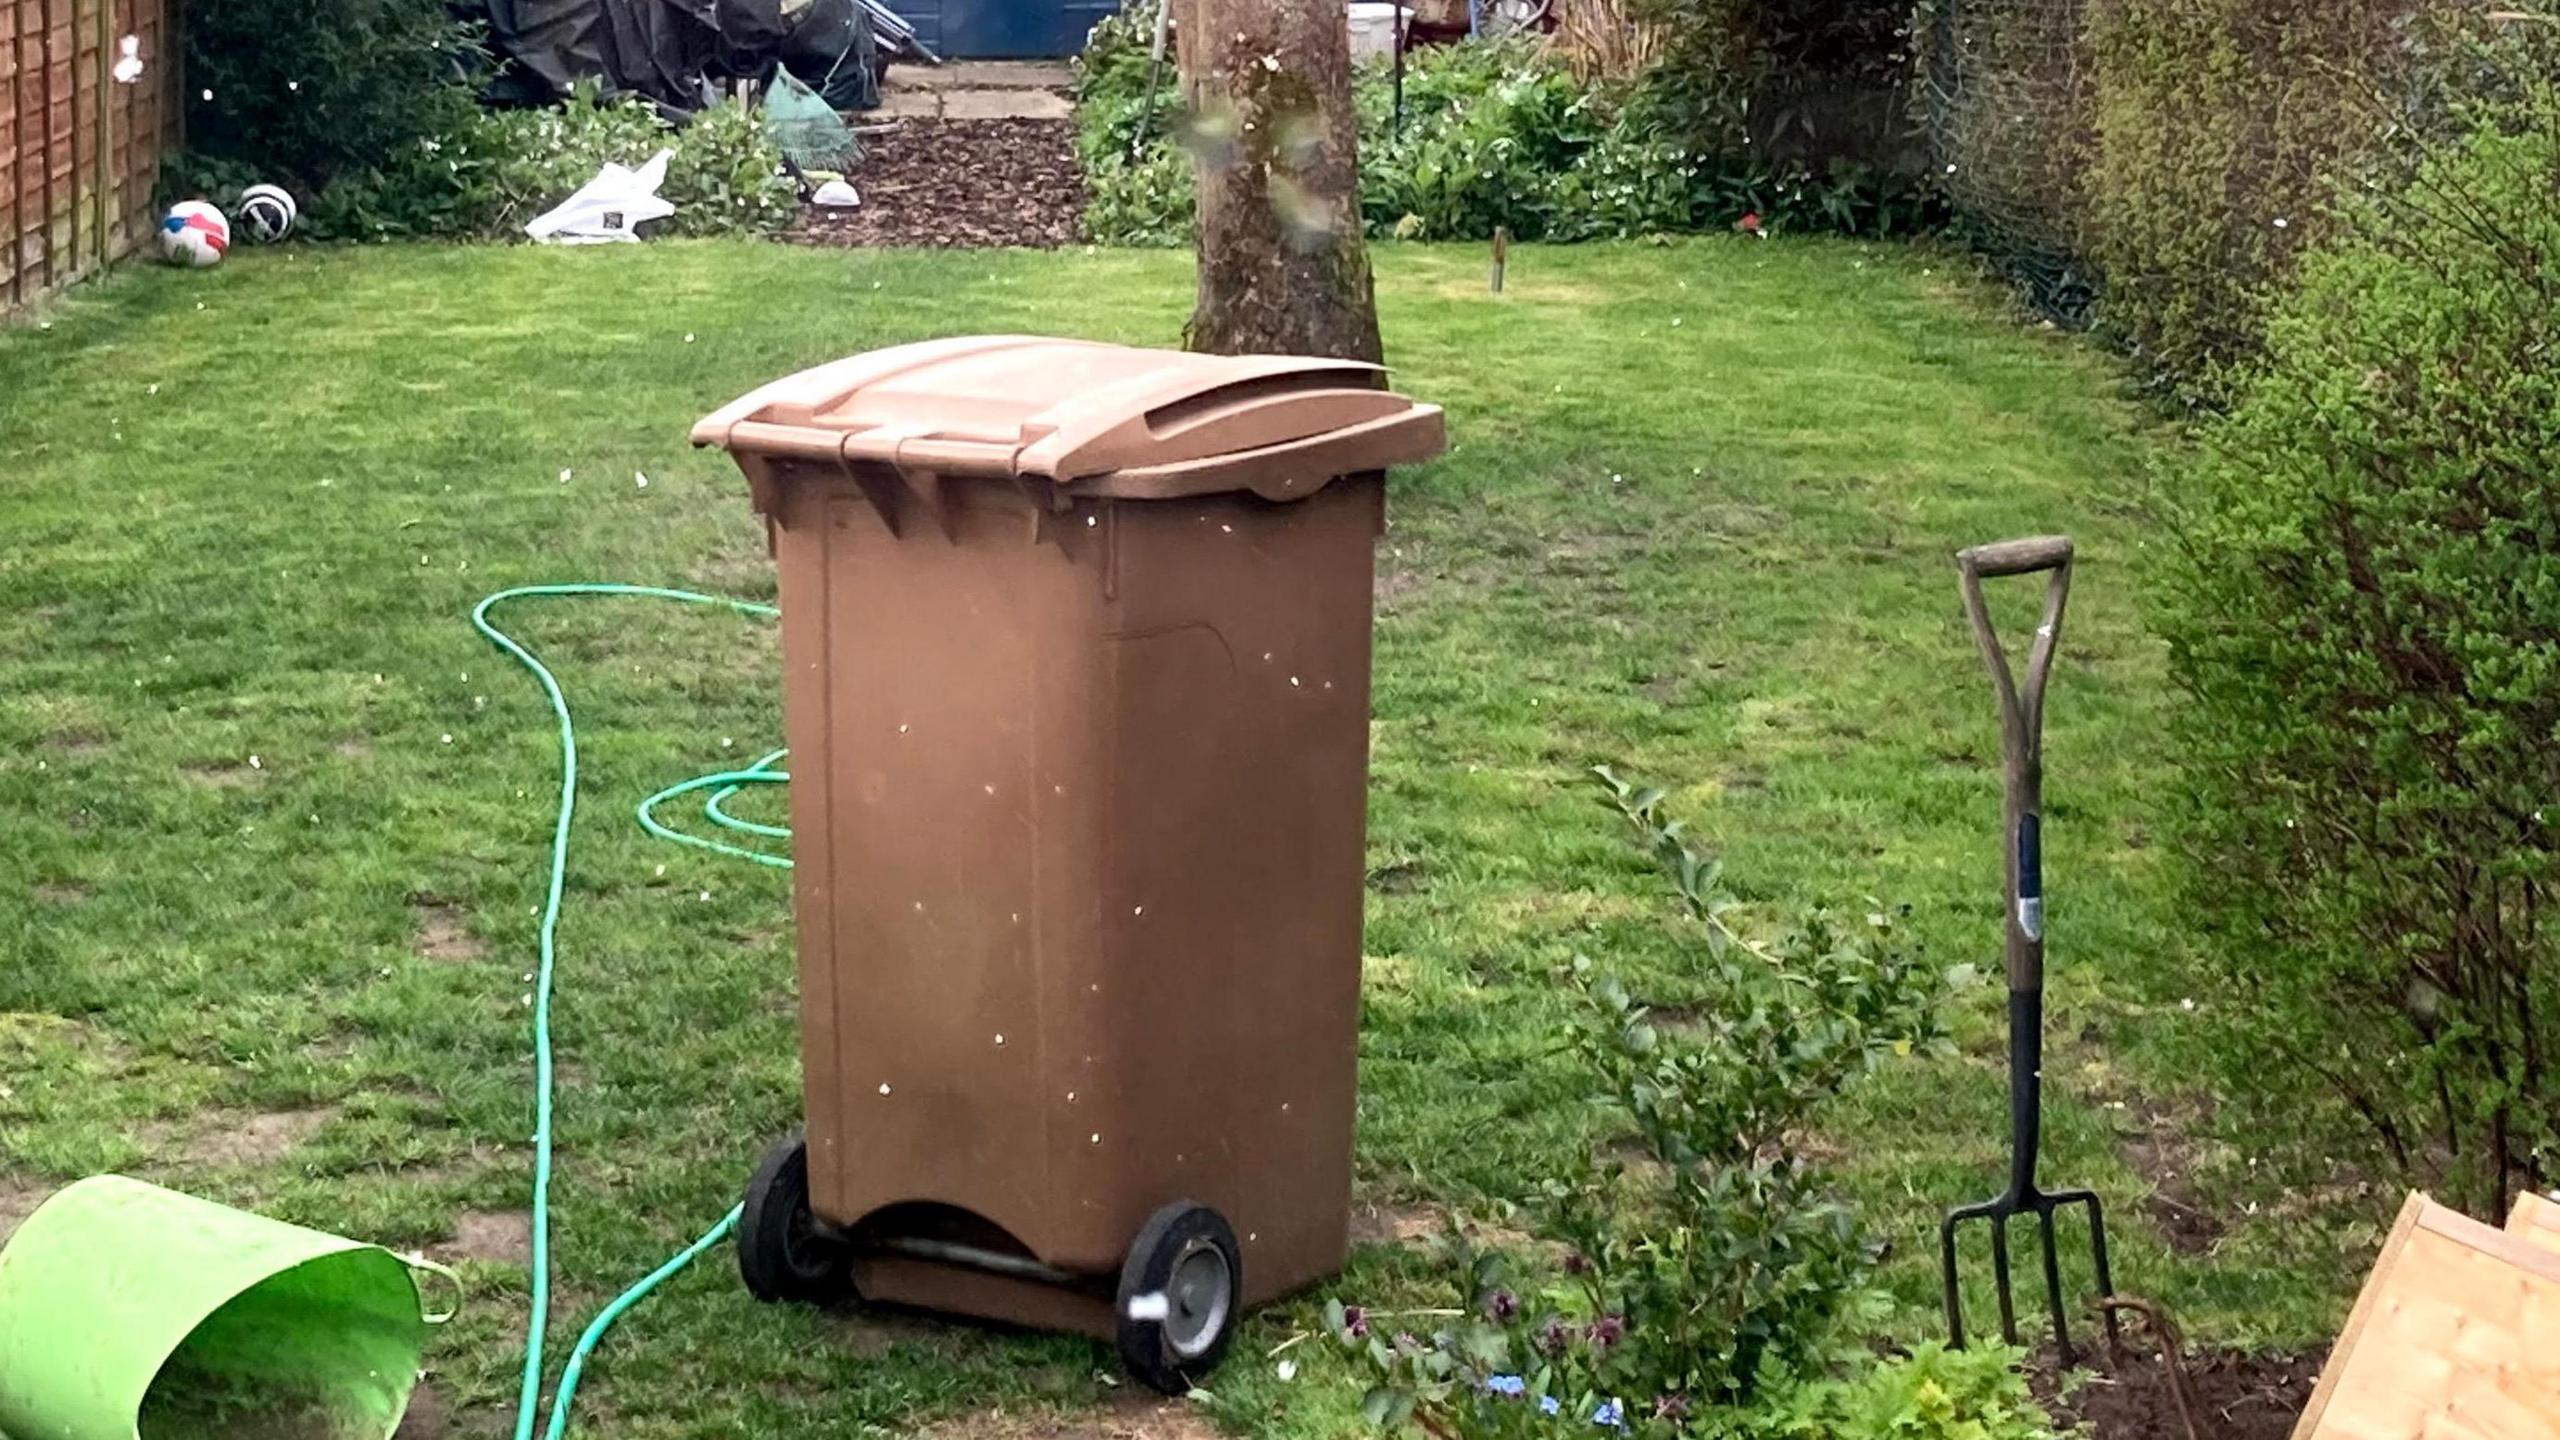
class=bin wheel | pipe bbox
[738,1131,854,1305]
[1115,1201,1242,1394]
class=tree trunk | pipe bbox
[1176,0,1384,364]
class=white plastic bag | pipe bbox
[525,149,677,244]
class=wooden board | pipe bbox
[2512,1192,2560,1258]
[2294,1192,2560,1438]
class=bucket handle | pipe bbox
[401,1253,465,1326]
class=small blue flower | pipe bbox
[1485,1374,1527,1398]
[1592,1400,1624,1428]
[1539,1395,1562,1416]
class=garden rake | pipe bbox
[1938,535,2120,1367]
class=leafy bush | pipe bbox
[2151,19,2560,1219]
[1356,41,1614,241]
[1630,0,1916,160]
[173,0,488,238]
[464,90,798,239]
[2081,0,2421,405]
[1323,769,1974,1434]
[1073,10,1937,246]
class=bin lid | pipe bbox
[691,336,1446,502]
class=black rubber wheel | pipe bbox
[1115,1201,1242,1394]
[738,1131,854,1305]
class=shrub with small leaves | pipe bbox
[2151,13,2560,1220]
[1324,769,1979,1435]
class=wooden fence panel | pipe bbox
[1,0,173,317]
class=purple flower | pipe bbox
[1485,1288,1521,1323]
[1485,1374,1527,1398]
[1342,1305,1370,1339]
[1592,1400,1625,1428]
[1587,1314,1625,1350]
[1563,1250,1591,1275]
[1537,1317,1573,1357]
[1652,1394,1690,1421]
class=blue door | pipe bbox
[887,0,1121,58]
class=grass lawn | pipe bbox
[0,238,2348,1438]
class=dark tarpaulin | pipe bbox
[478,0,878,111]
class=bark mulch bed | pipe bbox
[2038,1346,2323,1440]
[786,117,1085,249]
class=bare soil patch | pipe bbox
[2121,1111,2224,1255]
[1351,1200,1451,1246]
[1351,1198,1543,1254]
[1375,566,1429,609]
[2041,1346,2322,1440]
[392,1383,449,1440]
[409,893,488,963]
[45,728,107,756]
[921,1392,1223,1440]
[165,1106,338,1168]
[1366,858,1430,895]
[436,1209,533,1265]
[0,1174,56,1244]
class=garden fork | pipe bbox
[1939,535,2120,1367]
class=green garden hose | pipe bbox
[470,583,795,1440]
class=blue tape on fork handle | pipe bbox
[2016,812,2043,941]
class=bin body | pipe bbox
[696,337,1445,1335]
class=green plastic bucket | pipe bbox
[0,1176,453,1440]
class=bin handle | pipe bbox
[1073,405,1447,503]
[402,1253,465,1325]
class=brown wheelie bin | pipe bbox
[691,336,1446,1392]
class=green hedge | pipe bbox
[2081,0,2419,403]
[2150,20,2560,1218]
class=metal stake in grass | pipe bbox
[1938,534,2120,1368]
[1132,0,1176,159]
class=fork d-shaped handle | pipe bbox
[1957,535,2072,995]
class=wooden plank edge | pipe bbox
[2292,1191,2429,1440]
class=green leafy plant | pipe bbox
[172,0,489,239]
[1070,0,1199,244]
[1357,40,1612,241]
[1735,1344,2056,1440]
[461,89,798,239]
[2151,9,2560,1220]
[1322,769,1975,1434]
[1555,767,1961,1404]
[1073,20,1937,246]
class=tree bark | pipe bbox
[1176,0,1385,364]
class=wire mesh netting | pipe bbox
[1916,0,2101,321]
